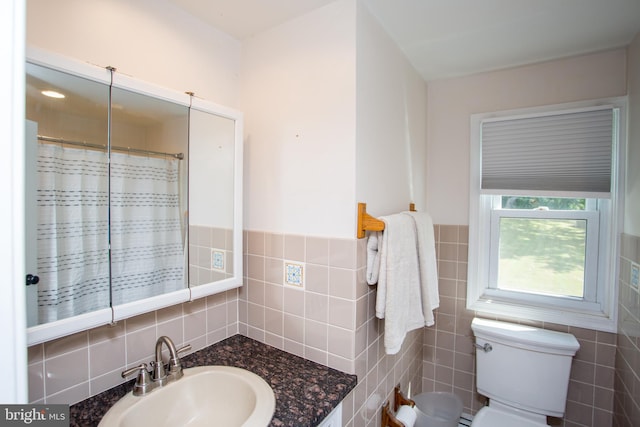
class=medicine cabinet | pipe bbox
[25,47,243,345]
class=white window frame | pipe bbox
[467,98,626,332]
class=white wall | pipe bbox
[27,0,241,108]
[626,33,640,235]
[426,49,628,225]
[240,0,427,238]
[356,1,428,218]
[240,0,357,238]
[1,0,27,404]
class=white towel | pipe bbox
[375,213,426,355]
[405,211,439,326]
[366,231,381,285]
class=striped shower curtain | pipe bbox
[36,144,185,322]
[36,144,110,322]
[109,151,185,305]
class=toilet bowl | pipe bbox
[470,318,580,427]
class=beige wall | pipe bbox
[614,31,640,427]
[425,226,617,427]
[614,233,640,427]
[625,33,640,236]
[240,231,423,427]
[426,48,627,225]
[422,48,630,427]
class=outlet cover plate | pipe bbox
[211,249,225,272]
[284,261,304,288]
[631,262,640,291]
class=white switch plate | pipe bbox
[631,262,640,290]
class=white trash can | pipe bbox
[413,392,463,427]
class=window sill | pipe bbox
[467,294,617,332]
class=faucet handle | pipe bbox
[176,344,191,356]
[171,344,191,366]
[122,363,155,396]
[167,343,192,379]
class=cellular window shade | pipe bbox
[481,107,613,197]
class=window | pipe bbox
[488,196,602,312]
[467,99,625,332]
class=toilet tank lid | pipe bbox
[471,318,580,355]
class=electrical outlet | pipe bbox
[631,262,640,291]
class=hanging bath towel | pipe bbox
[405,211,439,326]
[366,231,382,285]
[375,213,425,355]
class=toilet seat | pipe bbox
[471,407,548,427]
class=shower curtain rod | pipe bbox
[37,135,184,160]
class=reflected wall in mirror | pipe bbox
[188,108,236,286]
[24,49,243,345]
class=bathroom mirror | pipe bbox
[188,108,235,283]
[108,85,189,308]
[25,60,112,331]
[187,100,243,300]
[25,48,243,345]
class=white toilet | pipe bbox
[470,318,580,427]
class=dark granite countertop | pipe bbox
[70,335,357,427]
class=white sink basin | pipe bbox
[99,366,276,427]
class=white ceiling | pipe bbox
[169,0,640,81]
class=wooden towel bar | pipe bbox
[357,202,416,239]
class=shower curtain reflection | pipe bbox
[36,143,110,322]
[36,144,186,322]
[109,151,186,305]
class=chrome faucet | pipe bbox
[121,336,191,396]
[152,336,191,386]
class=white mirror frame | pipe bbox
[25,47,243,345]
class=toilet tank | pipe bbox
[471,318,580,418]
